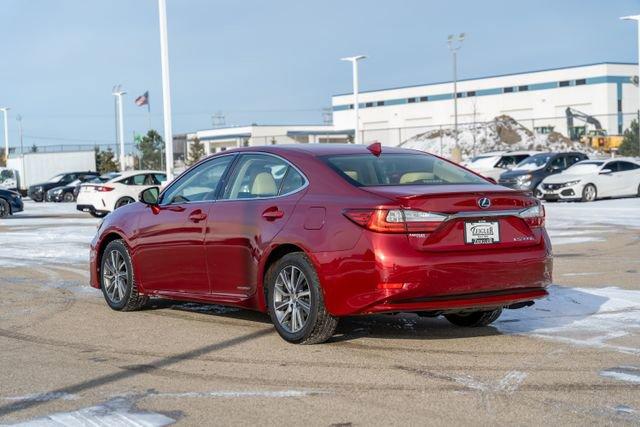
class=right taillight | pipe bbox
[343,209,447,233]
[96,186,114,192]
[520,204,545,228]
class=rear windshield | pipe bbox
[323,154,488,186]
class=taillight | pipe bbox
[96,186,114,192]
[520,204,545,228]
[343,209,447,233]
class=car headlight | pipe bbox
[561,180,581,187]
[515,175,532,186]
[53,188,63,195]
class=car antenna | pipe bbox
[367,141,382,157]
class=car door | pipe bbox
[616,161,640,195]
[133,156,235,294]
[205,153,308,299]
[597,161,621,197]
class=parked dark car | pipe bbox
[498,152,588,191]
[28,171,100,202]
[0,188,24,218]
[46,179,83,202]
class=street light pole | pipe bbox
[158,0,174,180]
[447,33,465,153]
[341,55,366,144]
[621,15,640,154]
[112,85,126,171]
[0,107,9,163]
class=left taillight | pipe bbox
[343,209,447,233]
[96,186,114,192]
[520,204,545,228]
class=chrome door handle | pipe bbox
[189,210,207,223]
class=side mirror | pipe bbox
[485,177,497,184]
[139,186,159,205]
[599,169,612,175]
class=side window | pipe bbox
[122,174,147,185]
[618,161,639,172]
[567,155,583,167]
[153,174,167,184]
[549,156,566,170]
[280,168,306,195]
[223,154,301,200]
[604,162,619,172]
[161,156,233,205]
[63,174,77,183]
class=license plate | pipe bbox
[464,221,500,244]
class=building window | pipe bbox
[365,102,373,108]
[376,101,385,106]
[419,96,429,102]
[534,126,554,134]
[518,85,529,92]
[220,147,227,151]
[558,80,570,87]
[349,104,354,109]
[408,97,417,103]
[575,78,586,85]
[466,91,476,97]
[455,92,463,98]
[503,87,514,93]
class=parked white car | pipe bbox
[537,158,640,202]
[463,151,540,181]
[76,170,167,217]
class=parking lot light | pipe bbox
[112,86,126,172]
[341,55,366,144]
[0,107,9,162]
[621,15,640,154]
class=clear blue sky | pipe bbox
[1,0,639,148]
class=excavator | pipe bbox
[565,107,623,152]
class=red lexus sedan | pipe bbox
[90,144,552,344]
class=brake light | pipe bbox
[96,186,114,192]
[520,204,545,228]
[343,209,446,233]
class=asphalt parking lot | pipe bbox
[1,200,639,425]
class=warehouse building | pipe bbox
[332,62,639,146]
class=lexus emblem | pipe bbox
[477,197,491,209]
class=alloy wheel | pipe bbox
[584,185,596,202]
[273,265,311,333]
[102,250,128,304]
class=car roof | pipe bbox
[207,143,428,158]
[112,170,165,179]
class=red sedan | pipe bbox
[90,144,552,344]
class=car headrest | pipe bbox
[251,172,277,196]
[399,172,434,184]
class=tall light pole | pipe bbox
[112,85,126,171]
[341,55,366,144]
[621,15,640,154]
[158,0,174,180]
[447,33,465,152]
[0,107,9,163]
[15,114,23,155]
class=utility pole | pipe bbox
[112,85,126,171]
[621,15,640,154]
[16,114,23,155]
[447,33,466,154]
[0,107,9,163]
[158,0,175,180]
[341,55,366,144]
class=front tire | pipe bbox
[100,239,148,311]
[0,198,10,218]
[63,192,75,203]
[581,184,597,202]
[266,252,338,344]
[444,308,502,327]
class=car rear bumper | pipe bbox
[77,204,109,216]
[313,231,553,316]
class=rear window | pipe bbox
[323,154,488,186]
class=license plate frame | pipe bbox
[464,220,500,245]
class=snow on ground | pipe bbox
[497,286,640,355]
[543,197,640,245]
[0,201,98,268]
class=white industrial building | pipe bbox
[186,62,639,153]
[332,62,639,146]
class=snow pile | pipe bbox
[400,115,592,159]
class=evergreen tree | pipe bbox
[136,130,163,169]
[187,138,205,165]
[95,147,119,174]
[0,149,6,167]
[30,144,38,153]
[619,119,640,157]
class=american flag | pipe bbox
[134,91,149,107]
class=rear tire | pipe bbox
[0,198,10,218]
[63,192,75,203]
[115,197,135,209]
[444,308,502,327]
[266,252,338,344]
[581,184,597,202]
[100,239,148,311]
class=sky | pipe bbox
[1,0,640,150]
